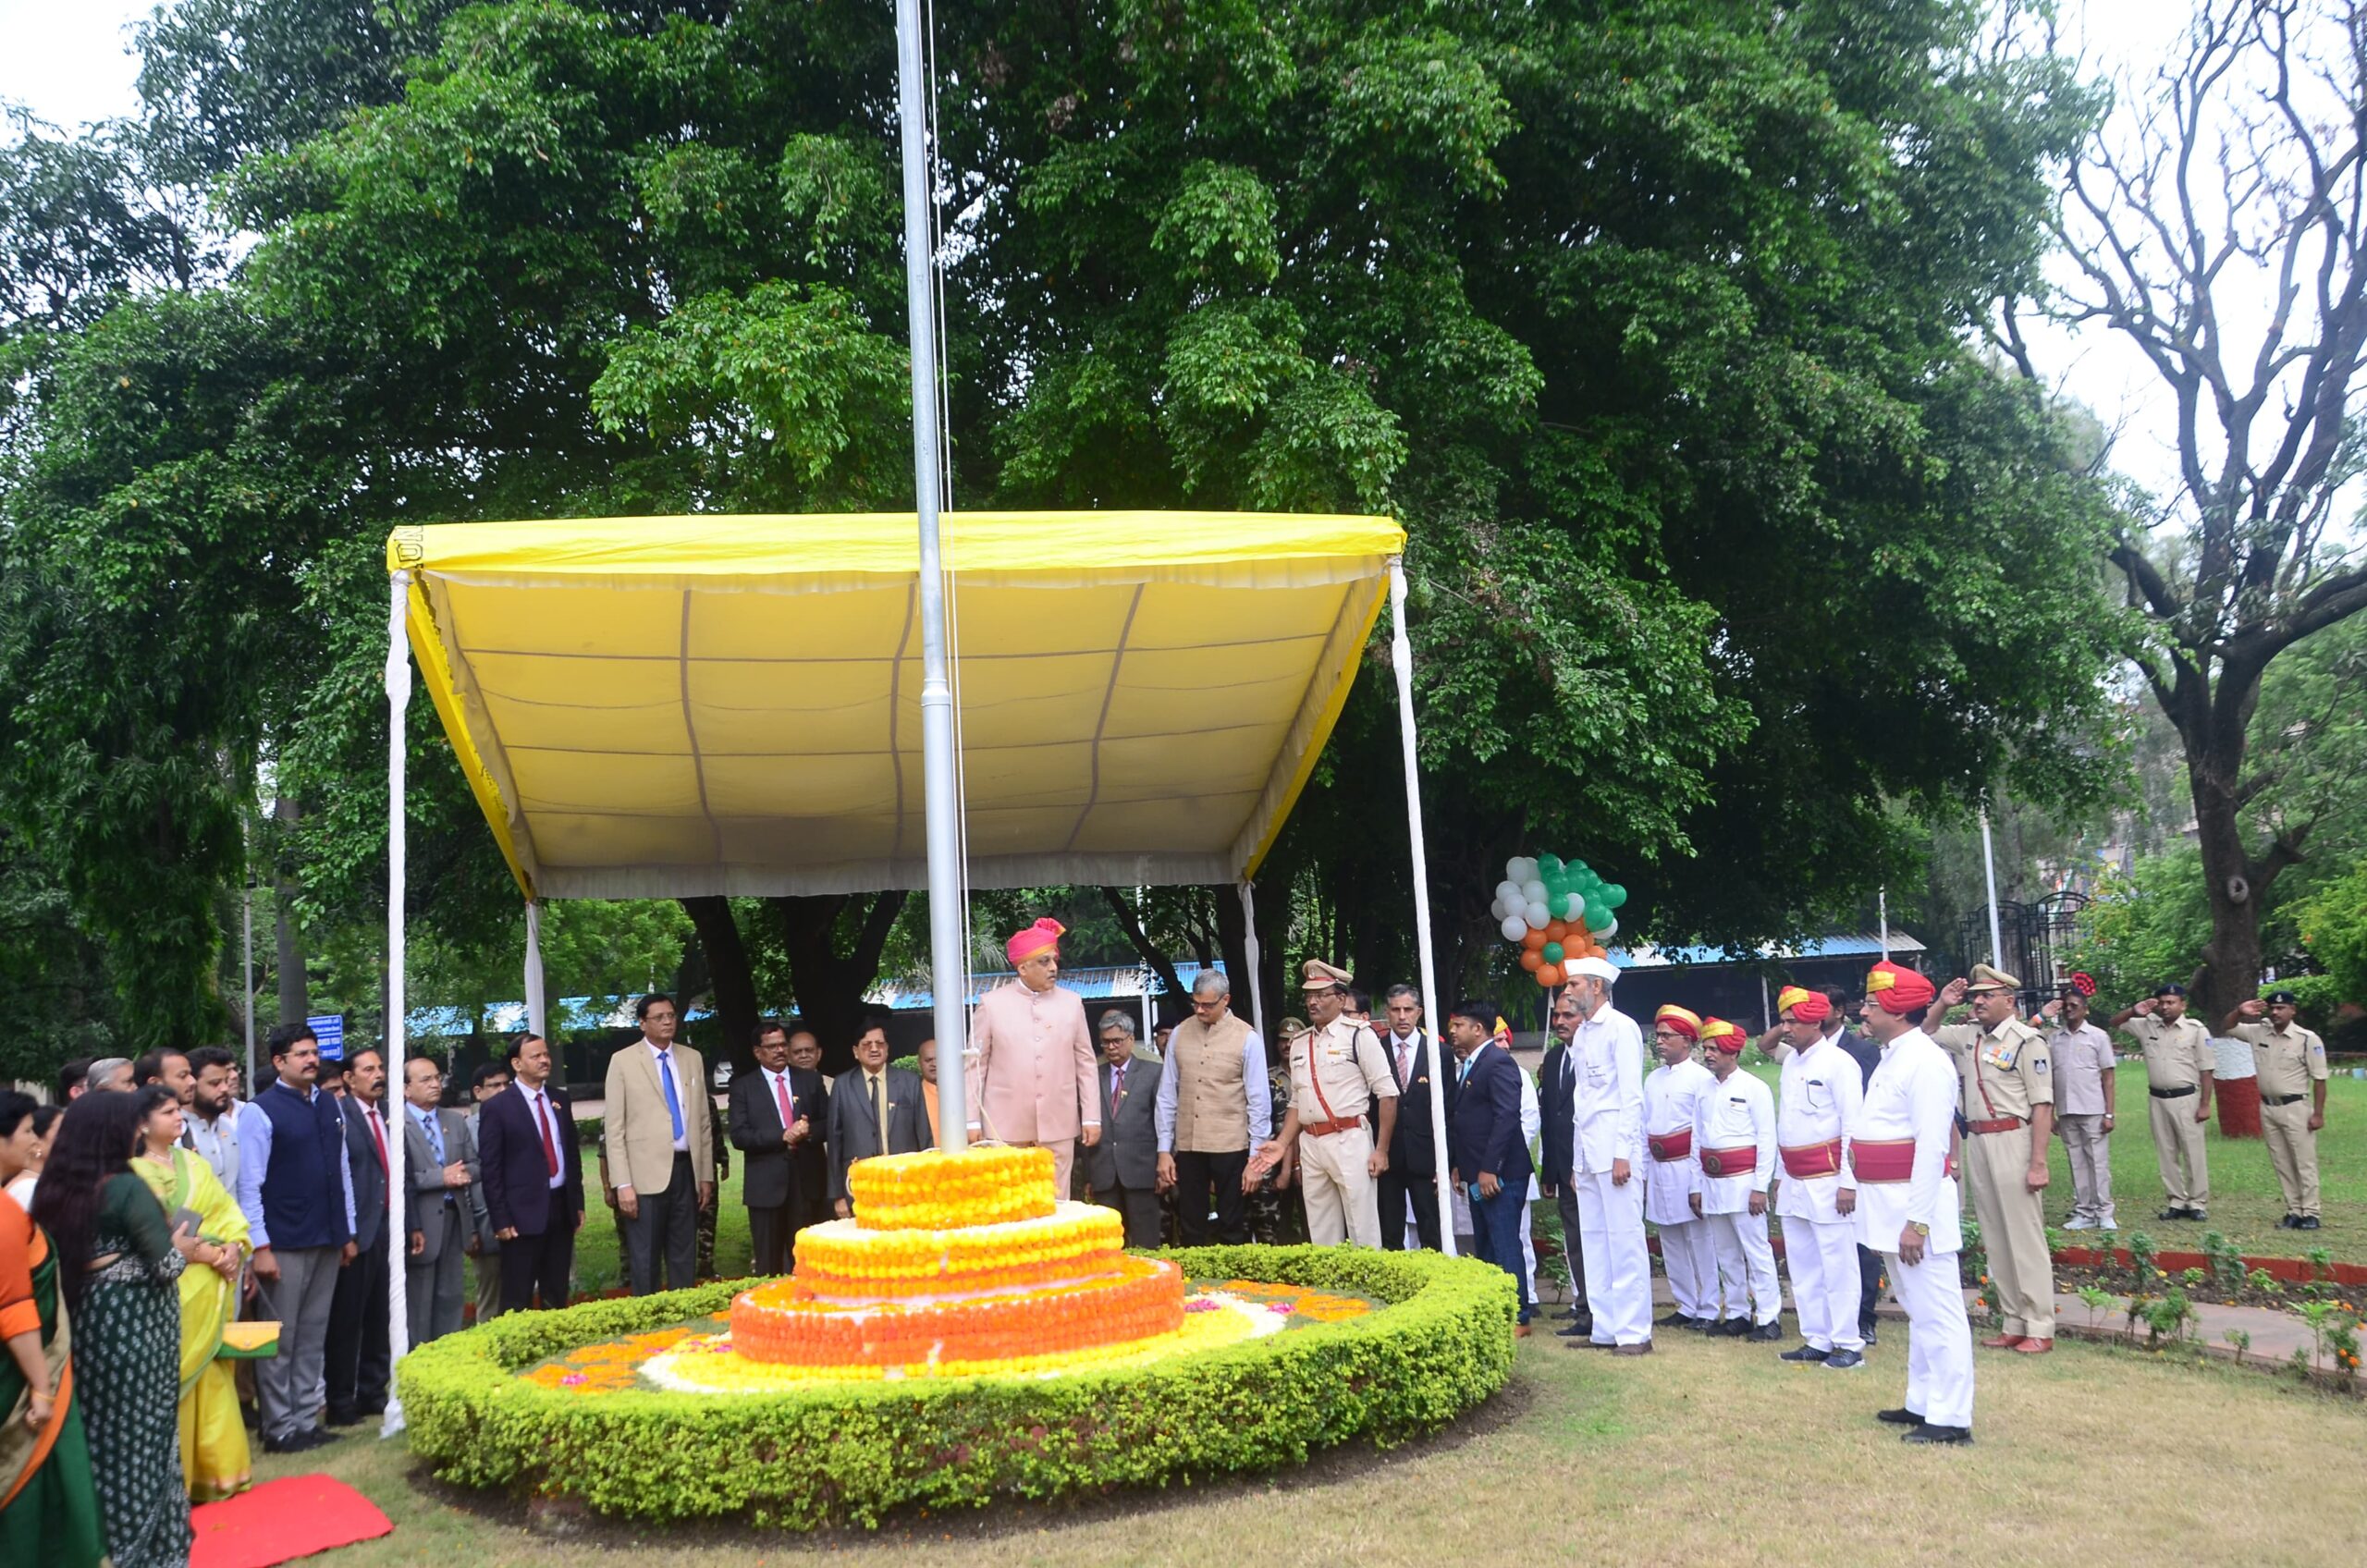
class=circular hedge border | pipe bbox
[400,1244,1517,1528]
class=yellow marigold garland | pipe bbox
[845,1145,1057,1231]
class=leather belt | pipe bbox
[1301,1116,1366,1138]
[1967,1116,2025,1135]
[1779,1138,1843,1178]
[1648,1129,1693,1162]
[2263,1093,2306,1107]
[2149,1084,2195,1099]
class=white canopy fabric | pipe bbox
[389,511,1404,900]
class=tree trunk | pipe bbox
[1215,882,1255,1033]
[680,896,761,1080]
[2187,760,2264,1025]
[1100,887,1187,1009]
[768,892,908,1073]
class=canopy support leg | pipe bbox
[524,900,548,1043]
[1238,881,1264,1036]
[1387,558,1455,1258]
[383,570,413,1436]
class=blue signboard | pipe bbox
[309,1013,346,1062]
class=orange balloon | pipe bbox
[1544,919,1568,942]
[1519,949,1544,973]
[1536,963,1564,987]
[1521,927,1548,951]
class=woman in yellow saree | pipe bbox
[133,1090,252,1501]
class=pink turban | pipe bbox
[1006,917,1066,965]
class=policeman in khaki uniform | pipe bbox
[2108,983,2214,1219]
[1246,961,1398,1246]
[2224,991,2330,1229]
[1932,965,2055,1354]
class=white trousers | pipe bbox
[1889,1247,1975,1428]
[1706,1207,1781,1324]
[1659,1219,1717,1319]
[1782,1215,1864,1352]
[1576,1170,1652,1345]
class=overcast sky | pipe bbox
[0,2,2290,509]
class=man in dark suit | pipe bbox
[325,1046,394,1426]
[1538,992,1590,1333]
[784,1025,833,1239]
[1447,999,1536,1334]
[478,1033,586,1313]
[729,1019,825,1275]
[1080,1011,1164,1247]
[1373,985,1453,1250]
[826,1021,927,1217]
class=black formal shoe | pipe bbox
[1859,1323,1879,1347]
[1875,1407,1921,1426]
[1745,1321,1783,1342]
[2300,1216,2321,1230]
[2156,1207,2191,1221]
[1779,1344,1830,1363]
[1712,1317,1749,1337]
[1657,1310,1693,1327]
[2187,1209,2206,1220]
[1683,1316,1714,1332]
[1903,1423,1972,1445]
[263,1427,336,1454]
[323,1406,362,1428]
[1555,1319,1594,1338]
[1822,1349,1866,1371]
[2278,1215,2300,1229]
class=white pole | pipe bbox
[1386,559,1455,1257]
[1140,966,1153,1054]
[382,570,412,1437]
[895,0,966,1150]
[1980,805,2004,967]
[1878,887,1889,959]
[1760,971,1772,1033]
[1239,882,1264,1034]
[241,812,256,1089]
[524,900,548,1042]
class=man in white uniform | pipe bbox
[1771,985,1867,1369]
[1852,962,1975,1444]
[1561,956,1652,1354]
[1642,1005,1718,1333]
[1691,1018,1781,1341]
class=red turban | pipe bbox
[1006,917,1066,965]
[1654,1004,1702,1040]
[1777,985,1831,1023]
[1867,961,1934,1015]
[2066,972,2097,998]
[1699,1017,1744,1054]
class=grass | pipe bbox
[274,1303,2365,1565]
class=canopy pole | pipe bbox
[1980,804,2003,966]
[524,900,548,1042]
[1386,558,1454,1258]
[896,0,966,1148]
[1878,887,1890,959]
[382,570,412,1437]
[241,813,255,1090]
[1238,881,1264,1035]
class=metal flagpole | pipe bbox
[1386,559,1455,1257]
[1980,805,2004,967]
[241,814,256,1089]
[895,0,966,1148]
[1239,882,1264,1035]
[382,571,412,1436]
[1878,887,1889,959]
[524,900,548,1042]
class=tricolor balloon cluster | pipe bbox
[1491,854,1626,987]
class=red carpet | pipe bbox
[191,1475,393,1568]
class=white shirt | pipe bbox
[516,1082,567,1190]
[1693,1069,1775,1212]
[1849,1029,1963,1256]
[1517,1066,1541,1202]
[1774,1035,1865,1222]
[647,1039,691,1153]
[1567,999,1645,1176]
[1642,1058,1715,1219]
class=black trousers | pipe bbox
[498,1219,573,1313]
[1093,1183,1164,1249]
[623,1152,700,1295]
[1173,1148,1250,1245]
[325,1224,390,1415]
[1377,1168,1444,1250]
[748,1202,794,1277]
[1858,1243,1883,1335]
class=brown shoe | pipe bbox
[2012,1337,2054,1354]
[1613,1341,1654,1356]
[1515,1323,1533,1339]
[1979,1334,2026,1350]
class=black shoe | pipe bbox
[1656,1309,1693,1327]
[1711,1317,1749,1337]
[2156,1207,2190,1221]
[1875,1407,1921,1426]
[323,1406,362,1428]
[1903,1423,1972,1445]
[263,1427,335,1454]
[1859,1323,1879,1346]
[2300,1216,2321,1230]
[1555,1319,1594,1338]
[1778,1344,1830,1363]
[2278,1215,2299,1229]
[1822,1349,1866,1371]
[1683,1316,1714,1331]
[2187,1210,2205,1220]
[1745,1320,1783,1342]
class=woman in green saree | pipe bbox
[133,1086,253,1501]
[0,1089,106,1568]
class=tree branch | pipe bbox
[1099,886,1186,1008]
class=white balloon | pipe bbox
[1500,913,1528,942]
[1496,879,1523,904]
[1489,898,1508,922]
[1524,900,1550,927]
[1562,892,1584,921]
[1593,915,1618,941]
[1520,878,1547,903]
[1511,856,1537,883]
[1503,857,1526,881]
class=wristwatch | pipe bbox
[1910,1221,1931,1237]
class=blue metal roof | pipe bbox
[1610,932,1925,972]
[404,995,714,1038]
[872,960,1223,1011]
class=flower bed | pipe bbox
[400,1245,1516,1528]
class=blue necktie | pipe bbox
[656,1049,686,1142]
[419,1109,445,1164]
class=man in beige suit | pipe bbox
[605,992,714,1295]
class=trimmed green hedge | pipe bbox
[400,1245,1516,1527]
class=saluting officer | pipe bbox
[2224,991,2330,1230]
[1246,961,1398,1247]
[2108,983,2214,1220]
[1932,965,2055,1354]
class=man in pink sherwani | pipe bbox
[968,917,1102,1194]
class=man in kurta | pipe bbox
[1563,956,1651,1354]
[1691,1018,1781,1341]
[1932,965,2056,1354]
[1643,1006,1718,1334]
[968,918,1101,1194]
[1770,986,1867,1369]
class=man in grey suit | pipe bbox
[825,1021,927,1217]
[1080,1011,1164,1247]
[400,1058,484,1346]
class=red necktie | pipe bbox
[366,1106,387,1173]
[1113,1061,1126,1101]
[536,1092,560,1177]
[774,1072,794,1128]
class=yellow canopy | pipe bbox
[388,511,1404,900]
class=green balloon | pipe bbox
[1539,852,1564,876]
[1602,883,1627,910]
[1541,941,1565,964]
[1582,898,1610,928]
